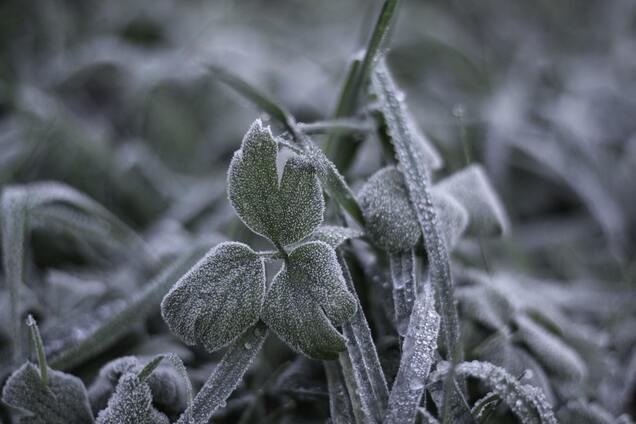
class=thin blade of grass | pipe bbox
[325,0,400,172]
[49,243,211,370]
[324,360,356,424]
[384,284,440,424]
[176,321,268,424]
[389,249,417,336]
[1,187,28,364]
[338,252,389,422]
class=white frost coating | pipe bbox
[161,242,265,353]
[456,284,514,331]
[227,119,325,247]
[433,164,510,237]
[432,361,558,424]
[262,241,357,360]
[372,60,461,362]
[389,249,418,336]
[515,314,587,383]
[358,166,420,252]
[2,362,94,424]
[96,373,169,424]
[385,284,440,424]
[338,253,389,422]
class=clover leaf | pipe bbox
[262,241,357,360]
[227,119,324,247]
[1,362,94,424]
[161,241,265,353]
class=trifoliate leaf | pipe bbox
[358,167,420,253]
[227,119,324,246]
[1,362,94,424]
[433,165,510,237]
[300,225,364,249]
[262,241,356,360]
[95,373,169,424]
[161,242,265,353]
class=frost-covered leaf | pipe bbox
[95,373,169,424]
[262,241,356,360]
[227,119,324,246]
[385,284,440,424]
[457,285,514,330]
[476,332,555,404]
[89,355,191,416]
[433,165,509,237]
[1,362,94,424]
[358,166,420,252]
[432,360,557,424]
[161,241,265,353]
[515,314,587,383]
[301,225,364,249]
[432,191,469,250]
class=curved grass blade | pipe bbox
[372,60,461,361]
[384,284,440,424]
[432,361,558,424]
[49,244,211,370]
[338,253,389,422]
[175,321,268,424]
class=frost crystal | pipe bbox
[161,242,265,353]
[227,119,324,247]
[262,241,357,359]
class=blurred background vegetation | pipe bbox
[0,0,635,422]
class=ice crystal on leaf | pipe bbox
[262,241,357,360]
[161,242,265,353]
[227,119,324,247]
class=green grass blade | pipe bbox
[26,315,48,386]
[325,0,400,172]
[1,187,28,364]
